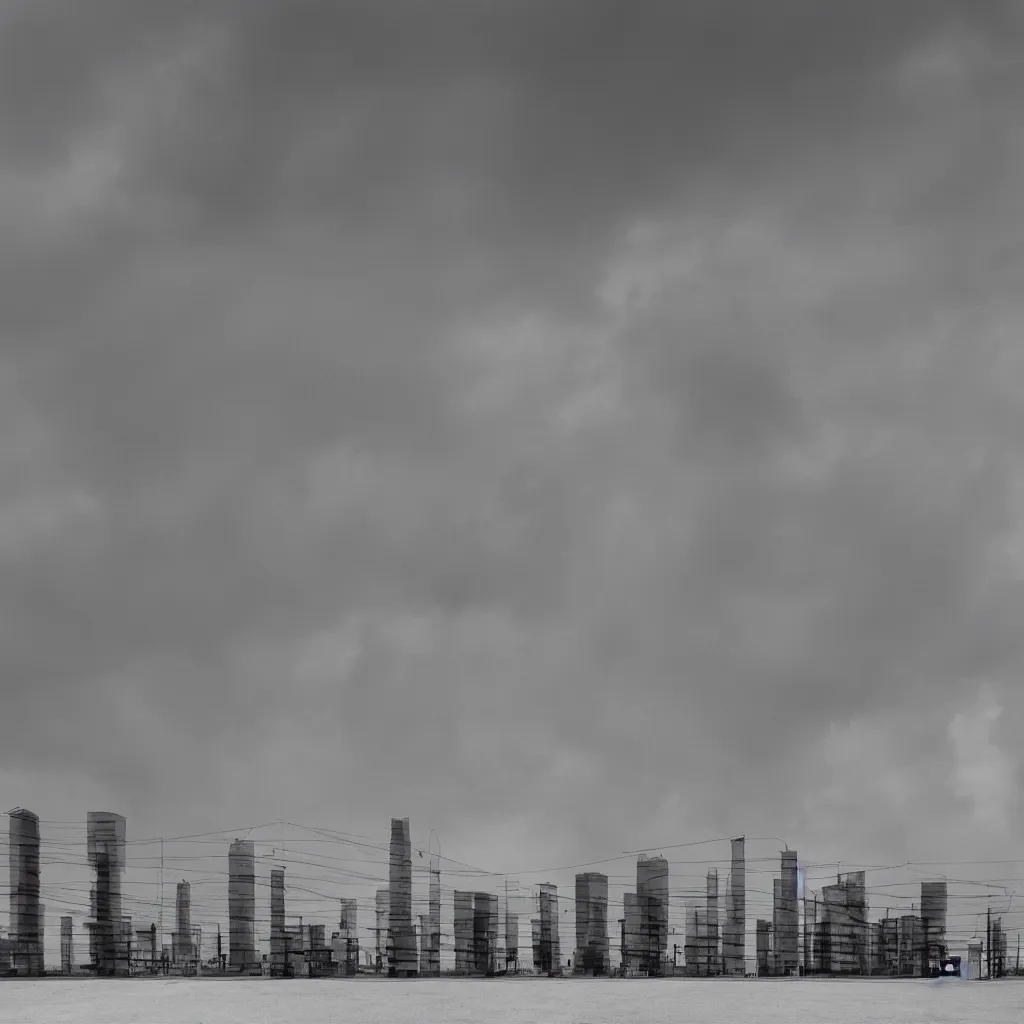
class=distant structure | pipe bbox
[695,908,709,974]
[990,916,1008,978]
[538,883,560,975]
[706,868,720,975]
[898,913,923,975]
[473,892,498,974]
[228,839,257,971]
[60,916,74,975]
[173,881,192,963]
[418,914,429,974]
[870,916,898,975]
[334,898,358,975]
[804,890,816,975]
[724,837,746,975]
[489,892,501,971]
[9,809,43,976]
[270,867,287,977]
[133,923,158,975]
[776,850,799,976]
[387,818,417,976]
[636,856,669,975]
[85,811,128,975]
[920,881,947,977]
[505,899,519,971]
[756,919,772,975]
[531,917,541,972]
[574,872,609,975]
[427,852,441,976]
[623,892,643,973]
[683,901,698,975]
[814,871,868,974]
[374,887,390,973]
[453,891,473,974]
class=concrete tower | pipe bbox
[725,836,746,974]
[473,892,497,974]
[270,868,286,977]
[174,881,192,963]
[428,853,441,976]
[779,850,799,976]
[86,812,127,976]
[387,818,417,976]
[538,883,560,975]
[227,839,256,971]
[574,872,609,975]
[706,868,719,975]
[623,892,642,973]
[636,856,669,975]
[335,897,358,975]
[453,891,473,974]
[920,881,947,976]
[9,809,43,976]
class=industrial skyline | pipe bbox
[2,810,1020,979]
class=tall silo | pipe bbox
[228,840,256,970]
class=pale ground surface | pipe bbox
[1,978,1021,1024]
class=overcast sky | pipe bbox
[2,0,1024,962]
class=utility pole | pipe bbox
[1016,933,1020,974]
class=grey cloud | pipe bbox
[3,0,1012,339]
[1,0,1024,942]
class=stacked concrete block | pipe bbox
[228,840,257,971]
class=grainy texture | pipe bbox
[1,977,1021,1024]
